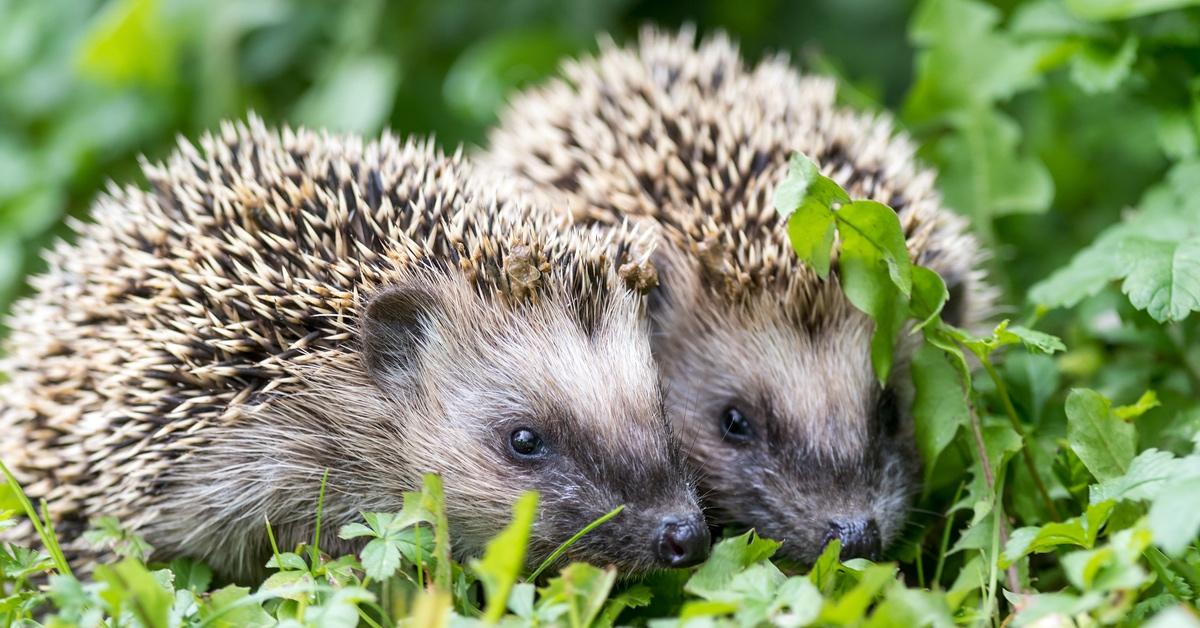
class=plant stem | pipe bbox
[933,480,965,587]
[980,359,1061,521]
[527,505,624,582]
[967,399,1023,600]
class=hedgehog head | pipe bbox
[357,232,708,571]
[649,240,918,562]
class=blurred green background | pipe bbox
[1,0,1198,357]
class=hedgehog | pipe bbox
[482,27,993,563]
[0,117,711,581]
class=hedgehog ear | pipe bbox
[361,287,440,382]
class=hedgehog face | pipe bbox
[649,260,919,564]
[362,279,708,572]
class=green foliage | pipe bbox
[6,0,1200,624]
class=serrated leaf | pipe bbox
[1005,325,1066,354]
[1117,236,1200,323]
[360,537,402,581]
[686,530,780,600]
[1066,389,1137,481]
[1149,476,1200,556]
[1090,448,1200,503]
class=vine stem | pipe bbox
[980,359,1061,521]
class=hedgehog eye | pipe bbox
[719,406,754,442]
[509,428,548,459]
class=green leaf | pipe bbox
[1117,236,1200,323]
[786,206,837,280]
[837,200,913,296]
[1002,501,1115,565]
[1115,390,1161,421]
[935,109,1054,220]
[199,585,274,628]
[77,0,180,86]
[910,266,949,331]
[473,491,537,623]
[1148,476,1200,556]
[292,54,400,135]
[867,587,955,628]
[303,587,374,628]
[1070,37,1138,94]
[444,30,580,124]
[168,558,212,593]
[773,152,851,218]
[838,201,912,385]
[1090,448,1200,504]
[818,564,896,624]
[685,530,780,600]
[93,559,173,628]
[361,537,402,581]
[1065,0,1200,20]
[1004,325,1066,355]
[265,552,308,572]
[911,343,969,481]
[538,563,617,628]
[1066,389,1137,481]
[775,152,849,279]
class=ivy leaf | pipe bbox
[1066,389,1137,481]
[1117,236,1200,323]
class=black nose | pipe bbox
[824,518,881,560]
[656,515,710,568]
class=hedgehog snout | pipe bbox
[822,517,882,561]
[654,513,710,568]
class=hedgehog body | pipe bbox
[484,28,994,562]
[0,118,708,580]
